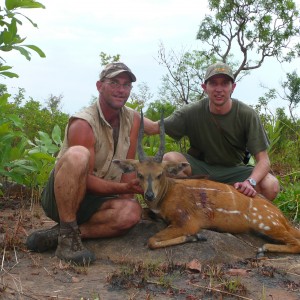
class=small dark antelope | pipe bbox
[113,113,300,256]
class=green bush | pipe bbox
[274,180,300,222]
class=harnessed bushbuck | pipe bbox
[113,113,300,256]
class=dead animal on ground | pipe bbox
[113,113,300,257]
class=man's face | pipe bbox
[97,72,132,110]
[202,75,236,108]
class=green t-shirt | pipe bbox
[164,98,269,167]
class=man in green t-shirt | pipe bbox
[144,62,279,201]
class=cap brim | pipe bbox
[205,73,234,82]
[106,70,136,82]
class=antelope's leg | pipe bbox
[262,236,300,254]
[258,230,300,255]
[148,226,206,249]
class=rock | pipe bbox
[85,220,266,264]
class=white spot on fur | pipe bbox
[252,219,257,224]
[258,223,271,231]
[258,215,263,220]
[252,212,257,216]
[244,214,250,221]
[216,208,241,214]
[253,207,258,211]
[186,187,233,193]
[249,198,253,210]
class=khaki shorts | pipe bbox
[41,170,116,225]
[184,154,254,184]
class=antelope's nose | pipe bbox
[145,191,155,201]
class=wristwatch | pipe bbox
[247,177,257,187]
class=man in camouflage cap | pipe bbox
[144,62,279,201]
[100,62,136,82]
[26,62,143,265]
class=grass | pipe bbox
[105,259,251,299]
[274,181,300,222]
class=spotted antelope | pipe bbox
[113,113,300,256]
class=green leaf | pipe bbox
[0,71,19,78]
[6,0,46,10]
[7,113,24,127]
[13,45,31,60]
[9,18,18,39]
[28,151,56,162]
[0,65,14,71]
[38,131,51,142]
[23,44,46,58]
[0,45,13,51]
[3,30,13,44]
[52,125,62,146]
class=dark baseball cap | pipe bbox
[204,62,234,82]
[99,62,136,82]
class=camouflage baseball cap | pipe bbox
[100,62,136,82]
[204,62,234,82]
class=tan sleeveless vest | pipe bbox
[58,100,134,182]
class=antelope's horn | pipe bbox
[154,111,165,163]
[138,110,146,162]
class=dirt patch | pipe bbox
[1,195,300,300]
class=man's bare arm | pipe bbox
[68,119,141,195]
[143,117,160,135]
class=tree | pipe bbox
[259,71,300,122]
[156,43,210,106]
[129,81,154,110]
[99,51,120,67]
[282,71,300,122]
[0,0,46,78]
[45,94,64,115]
[157,0,300,107]
[197,0,300,80]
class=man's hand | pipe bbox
[234,181,257,197]
[126,178,144,195]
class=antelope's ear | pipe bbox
[164,161,190,175]
[113,159,138,173]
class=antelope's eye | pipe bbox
[137,173,144,180]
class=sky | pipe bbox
[2,0,300,116]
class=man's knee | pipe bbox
[163,151,187,162]
[56,146,90,172]
[64,146,90,164]
[118,200,142,230]
[270,175,280,200]
[259,174,280,201]
[98,199,141,233]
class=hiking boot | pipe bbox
[26,224,60,252]
[55,227,96,265]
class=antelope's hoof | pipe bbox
[196,234,207,242]
[256,247,266,259]
[186,234,207,243]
